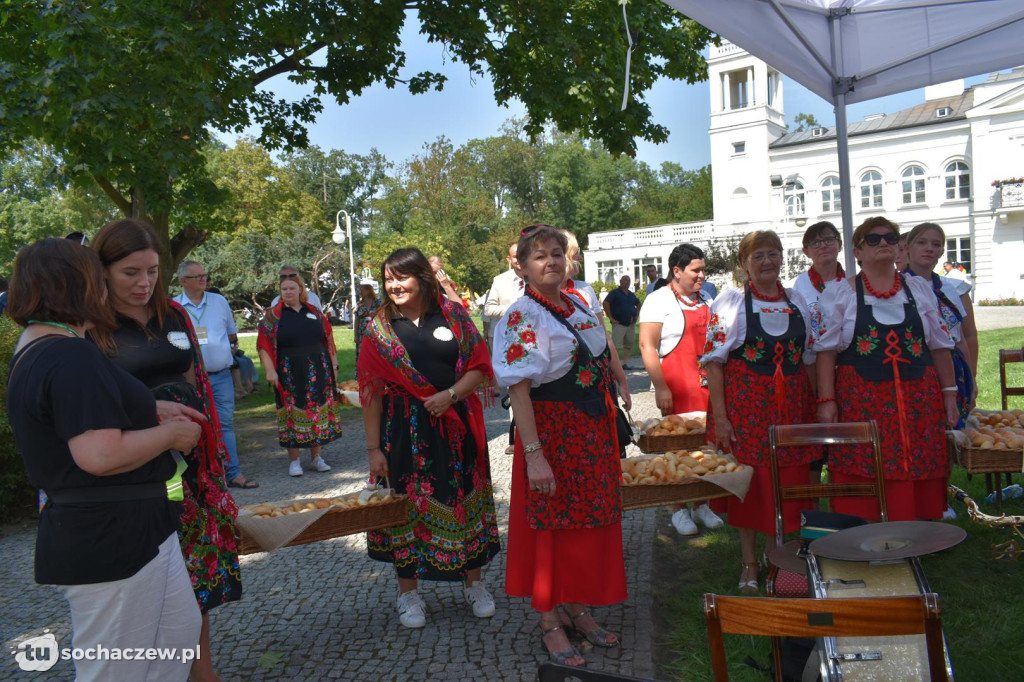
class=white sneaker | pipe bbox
[397,589,427,628]
[942,505,958,520]
[463,581,496,618]
[312,456,331,472]
[288,460,303,477]
[672,508,698,536]
[693,504,725,529]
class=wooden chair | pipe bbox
[765,421,888,679]
[703,593,949,681]
[998,347,1024,410]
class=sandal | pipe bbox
[228,476,259,489]
[559,605,619,648]
[739,561,759,594]
[541,623,585,667]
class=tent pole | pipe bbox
[836,93,855,273]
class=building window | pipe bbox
[860,171,883,209]
[597,260,623,284]
[785,248,809,280]
[786,182,805,216]
[634,258,664,286]
[944,161,970,200]
[732,141,746,155]
[821,176,841,213]
[946,237,971,274]
[901,165,926,205]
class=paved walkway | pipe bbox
[973,305,1024,331]
[2,373,664,681]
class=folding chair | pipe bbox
[703,593,949,681]
[765,421,888,678]
[998,347,1024,410]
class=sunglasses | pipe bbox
[182,274,209,281]
[859,232,900,247]
[279,273,300,280]
[520,223,553,237]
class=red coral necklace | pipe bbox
[809,263,845,292]
[526,285,574,318]
[748,280,784,302]
[671,283,701,307]
[860,271,901,299]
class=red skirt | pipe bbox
[711,464,812,535]
[830,472,946,521]
[505,441,627,612]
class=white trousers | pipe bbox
[60,532,200,682]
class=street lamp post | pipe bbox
[332,210,358,336]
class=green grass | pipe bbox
[654,326,1024,682]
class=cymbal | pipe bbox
[810,521,967,561]
[767,539,810,574]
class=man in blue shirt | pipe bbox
[174,260,258,489]
[603,275,641,370]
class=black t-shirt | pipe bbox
[278,305,325,351]
[6,337,180,585]
[391,305,458,389]
[109,311,193,388]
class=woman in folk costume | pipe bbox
[902,221,978,427]
[638,243,724,536]
[494,225,625,668]
[358,247,500,629]
[702,230,818,594]
[815,216,959,521]
[257,271,343,476]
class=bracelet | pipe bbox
[941,386,958,393]
[523,441,543,454]
[448,387,459,403]
[367,445,381,451]
[816,396,836,404]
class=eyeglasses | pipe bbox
[810,237,839,249]
[182,274,208,281]
[749,250,783,264]
[279,273,300,280]
[859,232,900,247]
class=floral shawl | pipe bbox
[357,297,494,465]
[256,300,337,403]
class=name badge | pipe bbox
[195,326,210,345]
[306,312,317,320]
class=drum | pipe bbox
[806,556,952,681]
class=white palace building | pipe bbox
[583,42,1024,301]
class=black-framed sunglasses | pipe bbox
[859,232,900,247]
[182,274,209,281]
[520,223,553,237]
[279,273,300,280]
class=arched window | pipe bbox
[821,176,841,213]
[901,165,926,205]
[860,171,883,209]
[944,161,970,200]
[786,181,805,216]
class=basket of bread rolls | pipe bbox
[636,412,709,452]
[958,408,1024,474]
[336,379,361,406]
[620,447,750,511]
[236,485,408,554]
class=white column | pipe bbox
[747,66,754,107]
[710,68,722,114]
[723,71,732,110]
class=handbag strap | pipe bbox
[6,335,63,388]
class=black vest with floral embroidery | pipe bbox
[728,284,806,377]
[837,274,932,381]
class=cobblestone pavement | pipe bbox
[2,372,665,681]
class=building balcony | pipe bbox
[587,221,715,251]
[999,182,1024,209]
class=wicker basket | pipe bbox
[956,447,1024,474]
[621,479,731,511]
[636,431,709,453]
[238,495,409,555]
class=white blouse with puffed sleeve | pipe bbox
[700,285,816,365]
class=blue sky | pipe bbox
[218,21,983,172]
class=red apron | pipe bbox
[660,305,711,413]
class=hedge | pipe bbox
[0,314,35,519]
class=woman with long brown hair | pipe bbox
[358,247,499,629]
[257,269,343,476]
[89,219,239,682]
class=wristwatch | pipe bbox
[448,387,459,403]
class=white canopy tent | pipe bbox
[660,0,1024,267]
